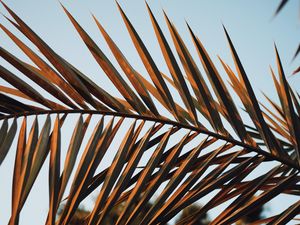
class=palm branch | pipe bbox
[0,1,299,224]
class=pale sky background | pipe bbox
[0,0,299,224]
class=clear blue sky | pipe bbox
[0,0,299,224]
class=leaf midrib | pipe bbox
[1,109,298,170]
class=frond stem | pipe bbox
[1,109,299,170]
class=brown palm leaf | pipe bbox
[0,2,299,225]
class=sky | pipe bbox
[0,0,299,224]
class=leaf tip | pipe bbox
[115,0,123,13]
[144,0,150,9]
[222,24,229,38]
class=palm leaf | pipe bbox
[0,2,299,225]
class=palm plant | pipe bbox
[0,1,299,224]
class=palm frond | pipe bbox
[0,2,299,225]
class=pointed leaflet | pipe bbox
[148,137,216,224]
[0,64,56,109]
[228,57,289,156]
[38,113,74,223]
[161,71,211,123]
[115,132,203,211]
[95,124,156,224]
[177,145,240,199]
[9,117,38,224]
[0,118,17,165]
[269,200,300,224]
[116,3,182,121]
[0,92,40,114]
[93,15,159,116]
[61,5,148,115]
[0,23,87,109]
[49,56,106,110]
[223,26,287,158]
[79,117,124,200]
[0,86,62,113]
[71,117,126,206]
[60,117,119,225]
[261,109,291,143]
[0,119,8,147]
[48,116,61,225]
[292,44,300,61]
[1,3,97,109]
[164,13,226,134]
[20,115,51,207]
[163,13,211,119]
[270,67,286,118]
[10,117,26,225]
[220,59,257,114]
[290,88,300,117]
[116,128,173,224]
[136,72,192,125]
[224,48,276,138]
[124,132,191,225]
[147,137,209,225]
[62,58,128,112]
[146,4,198,125]
[275,46,300,164]
[80,123,173,204]
[261,94,287,131]
[58,117,104,225]
[0,85,37,103]
[44,120,98,200]
[121,120,147,162]
[68,117,117,225]
[188,24,256,144]
[11,117,26,215]
[57,115,89,205]
[168,152,251,224]
[0,47,77,109]
[212,166,280,224]
[259,98,294,149]
[222,58,265,141]
[160,143,236,223]
[292,66,300,75]
[219,174,297,224]
[60,117,122,224]
[180,157,264,225]
[274,0,289,16]
[87,120,139,224]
